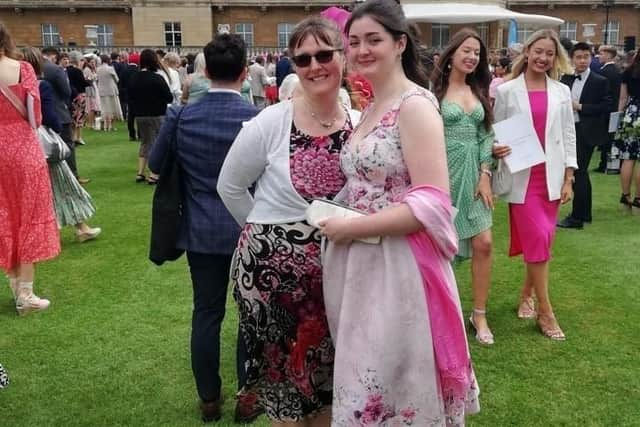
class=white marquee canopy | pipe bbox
[402,2,565,26]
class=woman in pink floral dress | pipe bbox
[218,17,359,425]
[319,1,480,425]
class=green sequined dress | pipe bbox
[442,100,494,259]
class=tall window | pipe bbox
[559,21,577,41]
[235,23,254,48]
[277,23,295,49]
[164,22,182,47]
[96,24,114,47]
[476,23,489,44]
[516,25,535,44]
[602,21,620,44]
[431,24,449,48]
[41,23,60,46]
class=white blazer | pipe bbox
[493,73,578,204]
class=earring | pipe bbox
[447,63,451,70]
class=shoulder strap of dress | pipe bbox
[0,77,28,120]
[398,87,440,112]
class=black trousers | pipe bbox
[127,102,136,140]
[60,123,77,177]
[186,251,247,402]
[571,126,596,222]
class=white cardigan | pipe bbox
[493,74,578,204]
[217,100,360,225]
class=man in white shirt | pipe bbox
[559,42,613,229]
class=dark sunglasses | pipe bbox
[291,49,341,67]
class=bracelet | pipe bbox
[480,169,493,178]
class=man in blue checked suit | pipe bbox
[149,34,260,423]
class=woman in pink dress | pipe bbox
[319,1,480,425]
[493,29,577,340]
[0,24,60,315]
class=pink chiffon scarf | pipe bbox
[403,184,473,405]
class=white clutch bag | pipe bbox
[306,199,380,244]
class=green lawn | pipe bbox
[1,125,639,426]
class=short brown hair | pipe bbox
[288,16,343,54]
[600,45,617,58]
[0,23,16,58]
[21,47,43,76]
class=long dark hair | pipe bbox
[345,0,429,88]
[431,28,493,131]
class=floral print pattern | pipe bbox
[231,123,351,422]
[338,88,438,213]
[289,124,349,200]
[614,97,640,160]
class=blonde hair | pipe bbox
[508,29,572,81]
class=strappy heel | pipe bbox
[620,193,632,212]
[15,283,50,316]
[517,296,537,319]
[537,313,566,341]
[469,309,494,345]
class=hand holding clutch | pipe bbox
[306,199,380,244]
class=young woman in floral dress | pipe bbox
[319,1,479,425]
[218,17,359,426]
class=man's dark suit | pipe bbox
[596,62,622,171]
[561,71,612,222]
[120,63,139,139]
[43,59,77,177]
[149,91,259,404]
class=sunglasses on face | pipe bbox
[291,49,341,68]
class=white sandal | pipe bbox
[469,308,495,345]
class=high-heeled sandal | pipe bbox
[537,313,566,341]
[15,283,50,316]
[620,193,632,211]
[517,296,537,319]
[469,309,494,345]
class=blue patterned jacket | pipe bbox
[149,90,259,255]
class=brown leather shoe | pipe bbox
[200,398,222,423]
[234,393,264,424]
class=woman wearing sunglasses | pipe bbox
[218,16,359,427]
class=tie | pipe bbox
[574,74,582,81]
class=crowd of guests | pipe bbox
[2,0,640,425]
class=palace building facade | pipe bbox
[0,0,638,51]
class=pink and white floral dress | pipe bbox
[323,87,480,426]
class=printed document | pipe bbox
[492,113,546,173]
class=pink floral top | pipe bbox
[289,121,352,202]
[339,87,439,213]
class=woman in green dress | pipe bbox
[432,28,496,344]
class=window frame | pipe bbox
[431,23,450,48]
[235,23,254,48]
[602,21,620,44]
[277,23,295,50]
[96,24,114,47]
[164,21,182,47]
[516,25,535,44]
[41,23,60,47]
[559,21,578,41]
[476,23,489,45]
